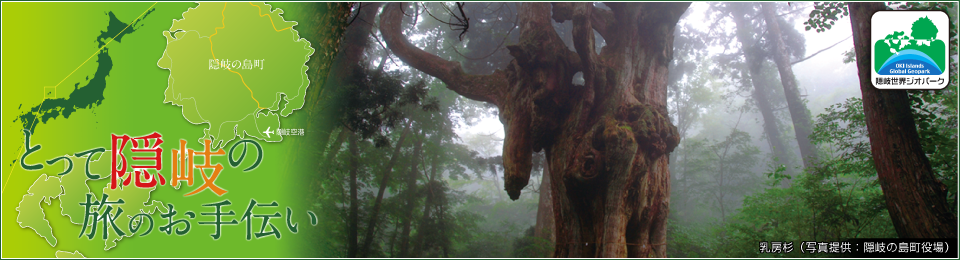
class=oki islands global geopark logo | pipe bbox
[871,11,950,89]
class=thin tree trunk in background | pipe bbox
[490,162,505,201]
[431,152,440,181]
[359,123,412,257]
[534,164,555,257]
[397,219,412,257]
[347,133,360,258]
[321,129,348,169]
[388,218,400,257]
[411,152,443,257]
[761,2,818,169]
[397,135,424,258]
[731,6,794,176]
[329,10,386,256]
[848,2,957,238]
[412,182,435,258]
[439,190,450,258]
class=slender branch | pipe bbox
[447,8,518,61]
[379,2,507,105]
[420,2,469,41]
[370,32,402,68]
[778,5,813,17]
[791,35,853,65]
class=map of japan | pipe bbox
[13,2,315,255]
[158,2,314,149]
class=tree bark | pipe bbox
[347,132,360,258]
[397,134,424,258]
[761,2,818,169]
[848,2,957,238]
[359,122,412,257]
[381,3,687,257]
[730,4,793,173]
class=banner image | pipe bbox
[2,2,957,258]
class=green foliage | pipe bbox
[811,99,869,161]
[841,47,856,64]
[806,2,957,34]
[666,221,721,258]
[668,56,723,139]
[512,227,553,258]
[668,97,908,258]
[712,168,897,258]
[309,53,500,257]
[804,2,848,32]
[702,129,762,220]
[670,127,761,227]
[337,65,439,147]
[909,89,958,211]
[891,2,957,13]
[311,57,544,257]
[452,220,519,258]
[900,3,959,211]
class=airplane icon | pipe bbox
[263,126,272,138]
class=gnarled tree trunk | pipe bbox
[380,2,687,257]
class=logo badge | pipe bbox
[871,11,949,89]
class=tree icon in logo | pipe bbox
[910,16,938,39]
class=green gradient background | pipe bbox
[2,2,329,257]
